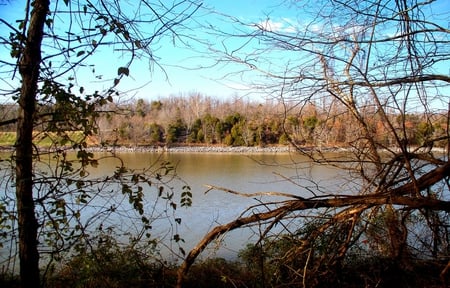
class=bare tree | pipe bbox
[0,0,200,286]
[177,0,450,286]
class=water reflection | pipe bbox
[94,152,349,260]
[0,151,351,262]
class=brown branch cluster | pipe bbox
[176,161,450,287]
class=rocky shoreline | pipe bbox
[2,144,442,154]
[0,144,294,154]
[90,145,296,154]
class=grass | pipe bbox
[0,132,16,146]
[0,131,97,148]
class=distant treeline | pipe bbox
[1,94,447,148]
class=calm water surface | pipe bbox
[1,151,350,261]
[93,152,349,259]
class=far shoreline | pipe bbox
[1,144,445,155]
[0,144,297,154]
[91,144,296,154]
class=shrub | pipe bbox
[46,232,177,288]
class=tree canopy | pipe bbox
[0,1,200,287]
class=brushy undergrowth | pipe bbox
[1,224,448,287]
[1,244,447,288]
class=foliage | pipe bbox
[0,1,200,287]
[175,1,450,287]
[182,258,249,288]
[64,97,450,148]
[1,96,448,149]
[148,123,164,144]
[0,149,193,279]
[1,0,450,287]
[166,118,187,144]
[46,228,177,288]
[237,238,447,288]
[1,224,448,288]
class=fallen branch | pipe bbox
[176,189,450,287]
[204,184,305,199]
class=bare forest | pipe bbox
[0,0,449,287]
[2,94,447,149]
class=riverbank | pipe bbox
[93,144,297,154]
[0,144,296,154]
[2,140,446,155]
[2,143,445,154]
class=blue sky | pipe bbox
[120,0,294,100]
[0,0,292,102]
[0,0,449,106]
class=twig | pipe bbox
[204,184,305,200]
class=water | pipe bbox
[92,152,348,260]
[0,151,350,264]
[2,149,448,270]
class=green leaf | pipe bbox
[181,198,192,207]
[181,191,192,198]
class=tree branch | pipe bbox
[177,177,450,287]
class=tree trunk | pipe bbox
[16,0,49,287]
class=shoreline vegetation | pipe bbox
[0,143,300,154]
[1,143,446,155]
[92,144,296,153]
[0,129,445,154]
[1,93,447,158]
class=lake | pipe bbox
[85,151,349,260]
[0,150,351,263]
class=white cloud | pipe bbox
[255,19,297,33]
